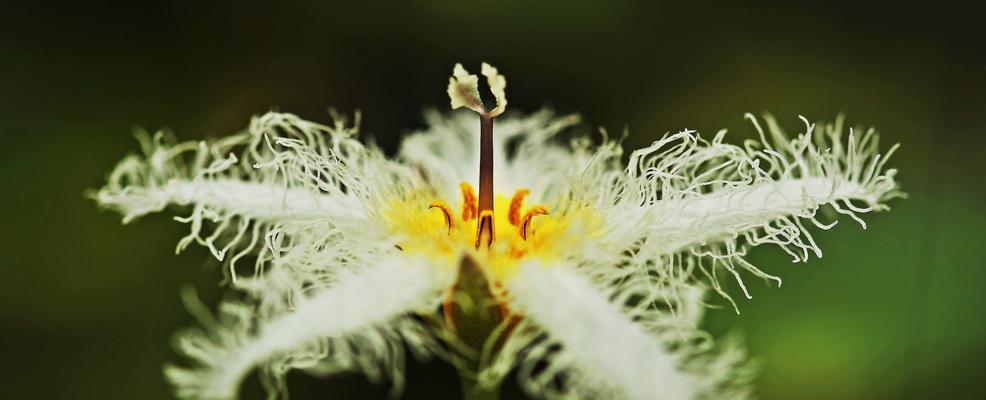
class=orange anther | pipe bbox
[519,206,548,241]
[428,201,455,235]
[508,188,530,226]
[460,182,478,221]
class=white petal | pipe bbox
[165,254,449,399]
[642,177,873,256]
[595,115,901,303]
[98,178,364,224]
[506,262,698,400]
[623,115,899,258]
[95,112,422,272]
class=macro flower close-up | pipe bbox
[5,3,984,400]
[93,63,900,400]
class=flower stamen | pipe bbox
[460,182,478,221]
[428,201,456,235]
[519,206,549,241]
[508,188,530,226]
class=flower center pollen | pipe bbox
[429,183,550,251]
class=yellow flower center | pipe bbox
[383,182,599,281]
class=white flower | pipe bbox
[95,64,902,400]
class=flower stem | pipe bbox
[458,371,500,400]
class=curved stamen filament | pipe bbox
[428,201,455,235]
[519,206,549,241]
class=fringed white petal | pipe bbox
[592,115,902,304]
[165,254,449,400]
[642,177,878,256]
[95,112,423,283]
[98,178,364,224]
[505,263,699,400]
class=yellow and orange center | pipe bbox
[385,182,580,282]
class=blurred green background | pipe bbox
[2,1,984,399]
